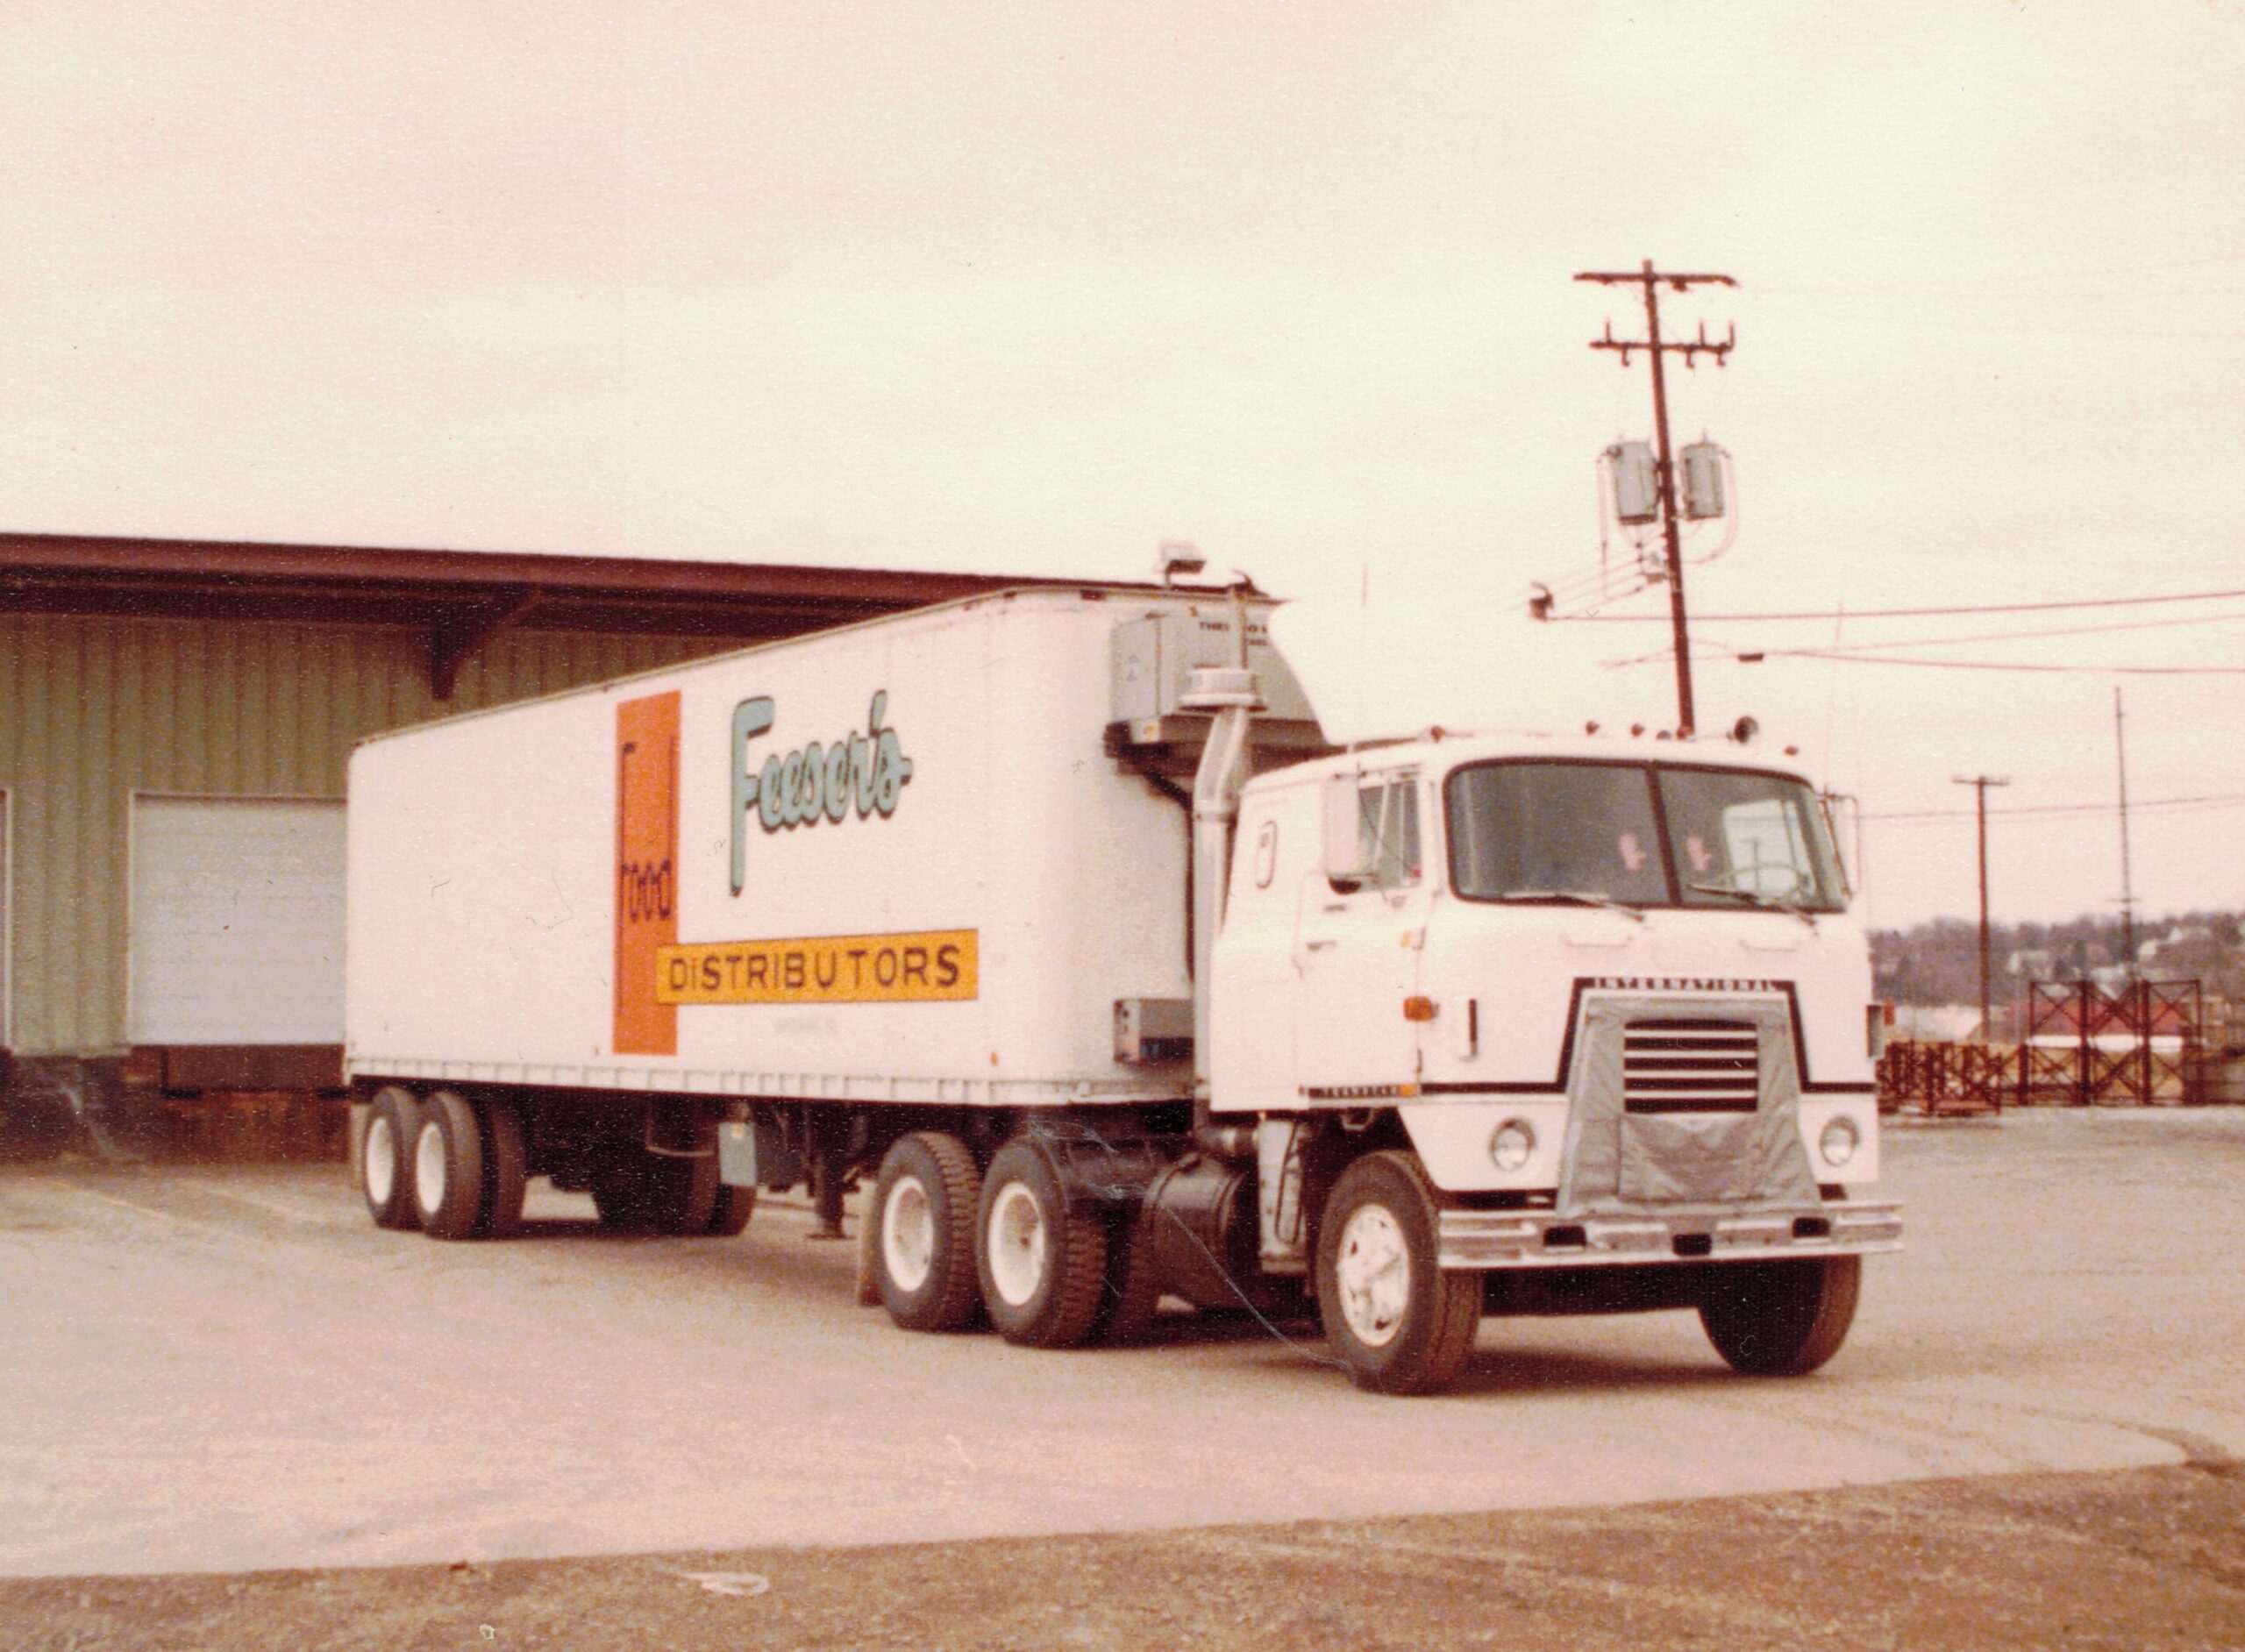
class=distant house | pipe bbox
[1893,1004,1984,1043]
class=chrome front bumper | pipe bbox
[1436,1201,1903,1271]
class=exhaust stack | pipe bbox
[1180,589,1260,1157]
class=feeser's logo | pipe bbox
[729,691,914,894]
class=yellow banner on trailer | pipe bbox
[656,930,978,1005]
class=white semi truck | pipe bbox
[348,581,1899,1393]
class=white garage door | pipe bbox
[128,796,346,1045]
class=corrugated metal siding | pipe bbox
[0,613,734,1056]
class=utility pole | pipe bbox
[2114,687,2137,980]
[1577,260,1736,736]
[1953,774,2011,1040]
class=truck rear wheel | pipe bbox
[978,1140,1108,1349]
[1315,1151,1482,1395]
[414,1090,488,1242]
[872,1132,983,1333]
[1088,1205,1164,1345]
[1698,1256,1860,1376]
[361,1086,423,1231]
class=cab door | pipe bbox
[1293,771,1426,1099]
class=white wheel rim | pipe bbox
[415,1118,447,1215]
[986,1181,1048,1308]
[882,1175,936,1293]
[1335,1203,1411,1349]
[365,1114,396,1206]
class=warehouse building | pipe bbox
[0,533,1061,1153]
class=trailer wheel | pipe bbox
[704,1184,757,1238]
[978,1141,1109,1349]
[361,1086,423,1231]
[1698,1256,1861,1377]
[872,1133,983,1333]
[590,1144,719,1235]
[1315,1151,1481,1395]
[476,1096,529,1239]
[1088,1204,1164,1345]
[414,1090,488,1242]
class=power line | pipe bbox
[1744,652,2245,677]
[1557,584,2245,624]
[1750,609,2245,655]
[1860,791,2245,824]
[1603,609,2245,669]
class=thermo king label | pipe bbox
[657,930,978,1005]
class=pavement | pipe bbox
[1,1109,2241,1581]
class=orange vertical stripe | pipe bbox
[614,691,681,1056]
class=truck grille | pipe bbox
[1622,1019,1760,1114]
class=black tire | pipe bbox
[360,1086,423,1231]
[1088,1204,1164,1346]
[476,1096,528,1239]
[977,1140,1109,1350]
[590,1143,718,1235]
[871,1132,984,1333]
[1314,1150,1482,1395]
[704,1183,757,1238]
[1698,1256,1861,1376]
[853,1192,884,1307]
[414,1090,488,1242]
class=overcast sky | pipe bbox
[4,3,2241,930]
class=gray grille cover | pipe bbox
[1557,993,1821,1215]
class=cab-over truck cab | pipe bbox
[1208,730,1899,1393]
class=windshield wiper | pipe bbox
[1500,890,1647,922]
[1689,882,1820,928]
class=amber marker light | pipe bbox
[1403,996,1438,1022]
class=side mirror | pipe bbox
[1322,776,1376,887]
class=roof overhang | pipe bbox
[0,531,1127,698]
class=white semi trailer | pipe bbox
[348,581,1899,1393]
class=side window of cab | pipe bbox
[1332,774,1421,892]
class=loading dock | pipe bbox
[0,533,1076,1151]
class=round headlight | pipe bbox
[1818,1115,1860,1169]
[1490,1119,1536,1172]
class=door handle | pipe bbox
[1303,938,1337,951]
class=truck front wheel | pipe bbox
[1315,1151,1482,1395]
[977,1141,1108,1350]
[1698,1256,1860,1376]
[872,1133,983,1333]
[361,1086,423,1231]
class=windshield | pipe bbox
[1444,761,1848,913]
